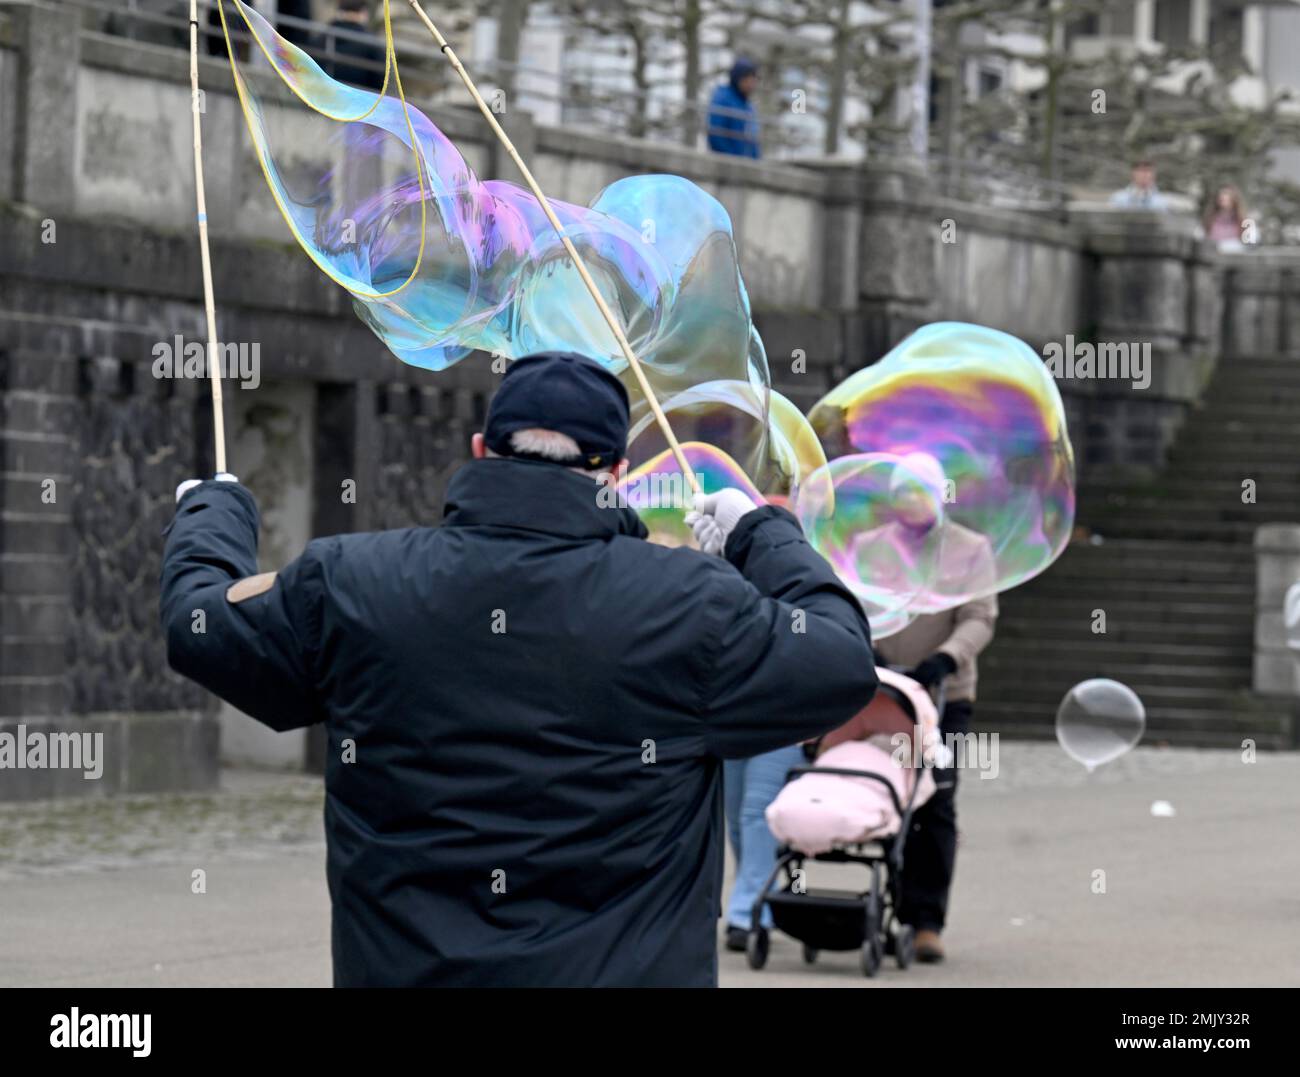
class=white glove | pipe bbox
[684,488,759,556]
[175,472,239,503]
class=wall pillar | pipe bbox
[1070,209,1222,477]
[1255,524,1300,697]
[12,0,80,214]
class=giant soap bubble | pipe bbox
[805,322,1076,611]
[620,443,764,548]
[220,0,774,482]
[1056,679,1145,770]
[796,452,948,638]
[626,382,829,505]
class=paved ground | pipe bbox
[2,745,1298,987]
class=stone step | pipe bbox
[999,599,1254,624]
[973,709,1294,750]
[1084,483,1300,503]
[1009,576,1253,601]
[1038,548,1252,583]
[973,678,1259,706]
[1070,522,1264,542]
[1158,456,1300,476]
[980,658,1247,690]
[1081,501,1293,523]
[986,637,1253,661]
[995,619,1249,643]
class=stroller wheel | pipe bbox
[746,929,769,970]
[862,888,883,977]
[802,944,818,965]
[860,939,881,977]
[894,925,916,970]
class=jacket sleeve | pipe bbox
[937,591,998,668]
[936,536,999,668]
[697,506,878,759]
[159,481,328,731]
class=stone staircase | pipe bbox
[977,356,1300,749]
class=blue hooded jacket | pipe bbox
[708,59,760,158]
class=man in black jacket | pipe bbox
[160,351,876,986]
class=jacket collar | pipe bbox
[442,458,649,541]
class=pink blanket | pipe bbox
[765,739,936,856]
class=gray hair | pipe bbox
[493,428,611,475]
[509,428,584,460]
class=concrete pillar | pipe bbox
[1189,0,1210,45]
[1068,208,1221,476]
[1133,0,1156,45]
[848,159,938,361]
[1255,524,1300,696]
[1242,4,1266,71]
[12,0,81,214]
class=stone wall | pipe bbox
[3,2,1299,795]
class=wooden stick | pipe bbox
[403,0,700,494]
[189,0,227,474]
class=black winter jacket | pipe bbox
[160,457,876,986]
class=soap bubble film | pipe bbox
[221,0,770,474]
[626,382,828,506]
[795,452,952,638]
[620,443,763,548]
[1055,679,1146,771]
[222,8,1073,619]
[805,322,1076,611]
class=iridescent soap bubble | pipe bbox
[1055,679,1146,771]
[620,443,763,548]
[805,322,1075,610]
[626,381,829,509]
[222,0,766,449]
[796,453,947,639]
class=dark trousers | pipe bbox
[898,699,972,933]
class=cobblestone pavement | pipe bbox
[1,745,1297,986]
[0,770,325,881]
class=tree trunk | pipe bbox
[824,0,851,155]
[941,25,962,196]
[682,0,702,147]
[496,0,529,105]
[630,24,649,139]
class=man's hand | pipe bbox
[908,651,957,689]
[175,473,239,504]
[684,488,759,556]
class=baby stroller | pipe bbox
[744,667,949,977]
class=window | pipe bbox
[1208,0,1245,54]
[1155,0,1192,47]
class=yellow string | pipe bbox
[217,0,429,300]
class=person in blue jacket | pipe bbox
[707,58,761,159]
[160,351,876,987]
